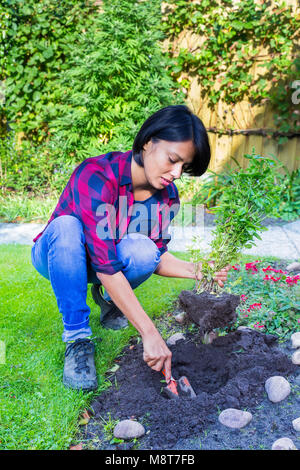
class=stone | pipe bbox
[271,437,297,450]
[265,376,291,403]
[292,417,300,432]
[218,408,252,429]
[286,262,300,272]
[166,332,185,346]
[113,420,145,440]
[291,332,300,349]
[174,312,187,324]
[237,326,252,331]
[291,350,300,365]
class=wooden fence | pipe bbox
[163,0,300,174]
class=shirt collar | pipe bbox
[166,181,177,199]
[119,149,177,199]
[119,150,133,186]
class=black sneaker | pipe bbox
[63,338,98,391]
[91,283,128,330]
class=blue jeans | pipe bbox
[31,215,161,342]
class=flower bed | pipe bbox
[228,260,300,339]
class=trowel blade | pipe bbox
[163,379,179,399]
[163,385,180,399]
[178,376,196,398]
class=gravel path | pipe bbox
[1,215,300,259]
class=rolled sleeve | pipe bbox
[156,240,169,256]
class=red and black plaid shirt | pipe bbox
[33,150,180,275]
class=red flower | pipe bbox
[232,264,241,271]
[262,265,273,272]
[264,274,283,282]
[286,275,300,285]
[247,303,262,312]
[262,266,287,275]
[245,260,261,274]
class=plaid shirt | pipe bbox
[33,150,180,275]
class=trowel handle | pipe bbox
[162,367,175,384]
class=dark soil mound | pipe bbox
[88,329,297,450]
[179,290,240,335]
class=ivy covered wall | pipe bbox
[161,0,300,172]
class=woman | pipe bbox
[31,105,229,392]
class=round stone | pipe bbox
[174,312,187,324]
[218,408,252,429]
[292,417,300,432]
[265,376,291,403]
[291,350,300,365]
[166,333,185,346]
[286,262,300,272]
[271,437,297,450]
[291,332,300,349]
[113,420,145,440]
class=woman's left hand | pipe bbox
[195,261,231,287]
[212,264,231,288]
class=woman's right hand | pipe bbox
[142,330,172,383]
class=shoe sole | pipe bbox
[63,373,98,392]
[91,283,104,307]
[91,284,128,330]
[101,317,129,330]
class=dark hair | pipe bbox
[132,105,211,177]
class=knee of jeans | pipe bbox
[47,215,85,246]
[31,244,50,280]
[117,233,161,272]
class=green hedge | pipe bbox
[1,0,183,194]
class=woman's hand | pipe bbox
[212,264,231,287]
[142,330,172,383]
[195,261,231,288]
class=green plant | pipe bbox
[47,0,183,160]
[0,190,58,222]
[1,0,183,194]
[276,166,300,220]
[191,157,300,222]
[191,162,239,210]
[100,413,122,444]
[189,152,285,293]
[1,0,98,140]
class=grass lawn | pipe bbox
[0,244,298,450]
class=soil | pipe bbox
[82,328,299,450]
[178,290,240,336]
